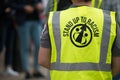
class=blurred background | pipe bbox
[0,0,49,80]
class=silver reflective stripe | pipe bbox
[100,10,111,64]
[51,63,111,71]
[46,72,50,80]
[52,11,61,63]
[51,9,111,71]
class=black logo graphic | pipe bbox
[70,24,92,47]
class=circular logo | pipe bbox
[70,24,92,47]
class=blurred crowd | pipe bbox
[0,0,48,79]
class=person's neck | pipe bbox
[72,1,91,6]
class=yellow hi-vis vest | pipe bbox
[92,0,102,8]
[48,6,116,80]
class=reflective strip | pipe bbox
[92,0,102,8]
[98,0,102,8]
[100,10,111,64]
[52,11,61,63]
[51,63,111,71]
[51,9,111,71]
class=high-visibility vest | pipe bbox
[92,0,102,8]
[48,6,116,80]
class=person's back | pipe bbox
[39,0,120,80]
[48,6,115,80]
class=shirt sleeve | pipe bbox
[116,0,120,25]
[111,0,120,25]
[112,24,120,56]
[40,24,51,48]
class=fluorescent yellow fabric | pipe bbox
[48,6,116,80]
[92,0,102,8]
[53,0,57,11]
[60,7,103,63]
[48,12,57,63]
[106,12,116,63]
[50,71,112,80]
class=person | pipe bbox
[45,0,120,24]
[85,0,120,25]
[44,2,120,79]
[0,0,19,76]
[100,0,120,25]
[38,0,120,80]
[10,0,44,79]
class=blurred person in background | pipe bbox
[0,0,19,76]
[10,0,44,79]
[100,0,120,25]
[92,0,120,25]
[40,0,48,23]
[42,0,48,11]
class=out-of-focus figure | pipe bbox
[10,0,44,79]
[0,0,19,76]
